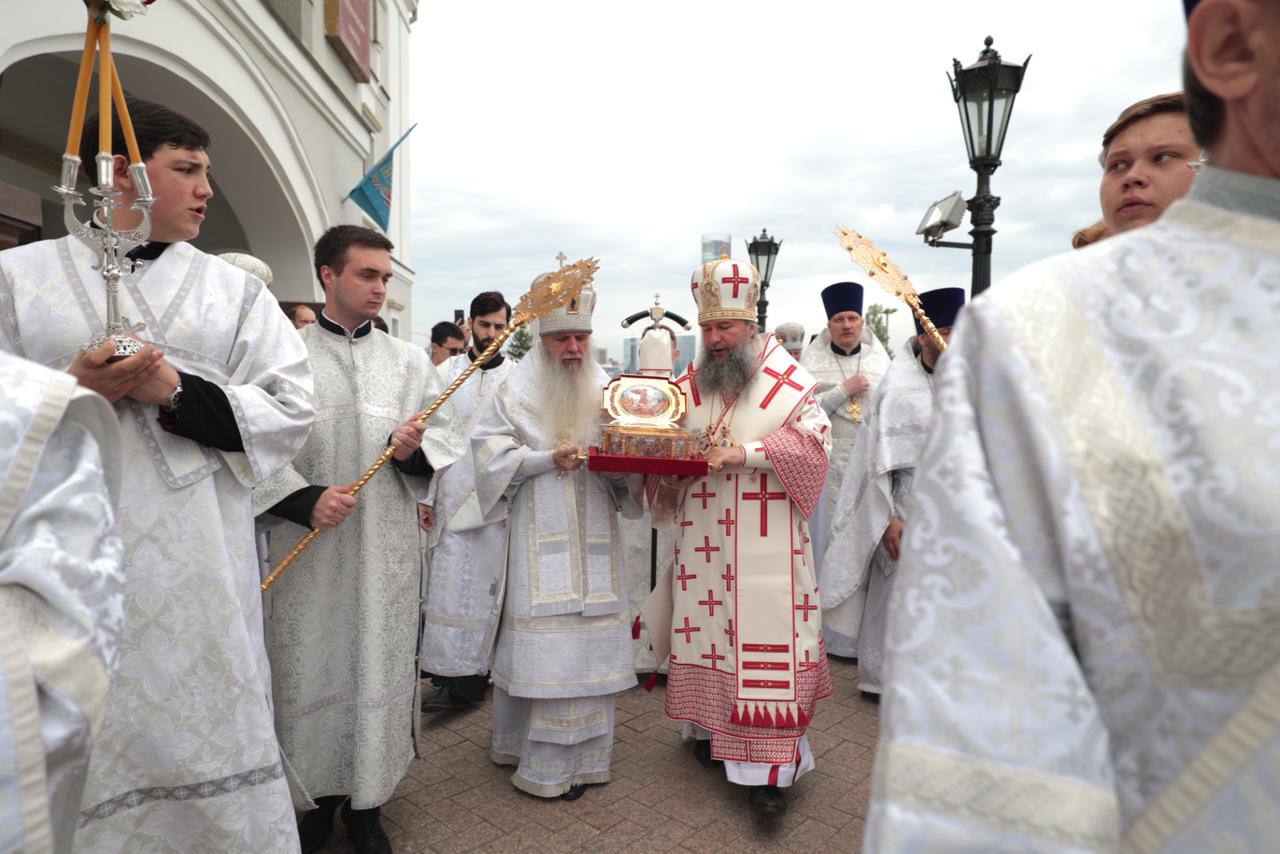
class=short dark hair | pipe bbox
[431,321,464,346]
[286,304,313,322]
[1099,92,1187,164]
[313,225,394,290]
[80,97,210,181]
[469,291,511,322]
[1182,53,1224,150]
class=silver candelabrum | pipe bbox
[53,151,154,360]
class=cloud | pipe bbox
[408,0,1185,352]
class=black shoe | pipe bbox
[299,796,344,854]
[694,739,723,769]
[342,803,392,854]
[748,785,787,816]
[558,781,604,801]
[422,686,474,713]
[860,690,881,704]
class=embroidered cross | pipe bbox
[760,364,804,409]
[701,643,726,670]
[795,594,817,622]
[680,519,694,528]
[675,616,701,644]
[675,564,697,592]
[720,263,750,298]
[724,619,736,646]
[717,508,736,538]
[742,474,786,536]
[720,563,735,592]
[691,482,717,510]
[694,536,720,564]
[699,589,724,617]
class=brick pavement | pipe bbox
[316,656,876,853]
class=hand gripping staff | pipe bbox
[835,227,948,355]
[261,258,601,592]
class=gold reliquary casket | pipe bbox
[588,375,708,476]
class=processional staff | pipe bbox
[56,0,156,360]
[836,227,949,355]
[261,258,601,591]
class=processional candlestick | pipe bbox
[56,1,155,360]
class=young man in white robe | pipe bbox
[472,280,641,800]
[254,226,463,854]
[819,288,964,699]
[799,282,891,658]
[645,258,834,817]
[419,290,515,711]
[867,1,1280,849]
[0,99,312,852]
[0,352,124,854]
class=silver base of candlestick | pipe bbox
[82,332,145,362]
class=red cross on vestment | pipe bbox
[742,474,786,536]
[720,563,735,592]
[717,508,735,538]
[675,564,697,592]
[701,643,726,670]
[699,589,724,617]
[760,364,804,410]
[694,535,720,564]
[691,482,717,510]
[724,619,736,646]
[795,593,817,622]
[675,616,701,644]
[679,519,694,528]
[720,264,750,298]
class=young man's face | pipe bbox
[321,245,391,326]
[470,309,509,355]
[133,146,214,243]
[431,336,465,365]
[1100,112,1198,234]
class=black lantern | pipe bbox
[746,229,781,331]
[943,36,1030,296]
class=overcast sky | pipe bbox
[406,1,1186,355]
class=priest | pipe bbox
[648,257,833,816]
[866,1,1280,848]
[255,225,464,854]
[419,290,515,712]
[820,288,964,699]
[0,99,311,851]
[0,351,124,854]
[799,282,891,658]
[472,279,640,800]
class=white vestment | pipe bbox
[255,321,464,810]
[820,339,933,676]
[649,335,833,776]
[799,327,890,655]
[420,351,514,678]
[0,353,123,854]
[0,236,312,852]
[472,353,639,796]
[866,167,1280,852]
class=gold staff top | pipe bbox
[835,227,948,355]
[261,258,601,592]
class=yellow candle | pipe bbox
[97,21,112,156]
[110,58,142,165]
[64,18,100,157]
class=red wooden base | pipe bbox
[586,447,709,477]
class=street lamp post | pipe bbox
[947,36,1030,296]
[746,229,781,331]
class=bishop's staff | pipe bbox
[261,258,601,592]
[836,227,948,355]
[56,0,155,359]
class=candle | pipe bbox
[64,18,100,157]
[111,58,143,165]
[97,20,112,157]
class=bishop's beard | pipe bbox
[697,337,758,397]
[535,351,604,447]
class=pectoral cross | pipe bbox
[848,400,862,422]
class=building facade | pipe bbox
[1,0,419,338]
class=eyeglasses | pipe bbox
[445,346,465,356]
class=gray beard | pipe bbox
[697,338,757,396]
[535,352,604,445]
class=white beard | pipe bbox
[535,349,604,446]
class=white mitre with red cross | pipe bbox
[691,256,760,325]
